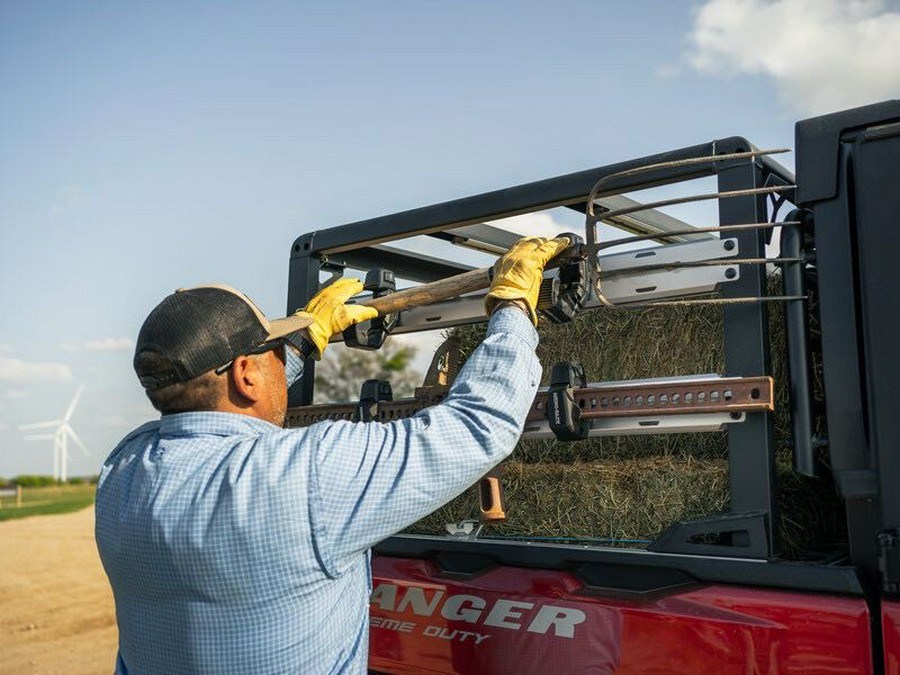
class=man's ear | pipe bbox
[228,355,262,406]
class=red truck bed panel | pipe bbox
[369,556,872,674]
[883,600,900,675]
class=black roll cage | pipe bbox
[286,100,900,600]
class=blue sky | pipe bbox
[2,0,898,477]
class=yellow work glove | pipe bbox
[296,278,378,357]
[485,236,571,325]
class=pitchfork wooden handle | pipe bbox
[359,245,583,316]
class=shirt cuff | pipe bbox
[486,305,539,351]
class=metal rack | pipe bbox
[286,136,803,562]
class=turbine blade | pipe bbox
[19,420,62,431]
[63,385,84,422]
[64,425,89,456]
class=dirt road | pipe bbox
[0,507,117,675]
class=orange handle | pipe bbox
[478,469,507,522]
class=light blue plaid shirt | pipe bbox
[95,308,540,675]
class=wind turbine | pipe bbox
[19,385,89,482]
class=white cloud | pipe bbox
[0,422,9,432]
[0,356,72,383]
[0,344,13,354]
[61,337,133,352]
[686,0,900,115]
[4,390,26,399]
[50,184,88,216]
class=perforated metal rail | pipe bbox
[284,375,773,428]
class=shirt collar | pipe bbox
[158,411,282,438]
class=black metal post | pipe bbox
[781,211,816,476]
[717,144,778,558]
[287,233,322,407]
[802,144,878,577]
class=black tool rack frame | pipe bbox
[286,100,900,597]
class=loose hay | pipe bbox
[406,274,845,559]
[407,457,729,543]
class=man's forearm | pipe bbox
[310,306,541,561]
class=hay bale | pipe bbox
[408,274,844,559]
[453,302,728,462]
[407,457,843,557]
[407,458,729,544]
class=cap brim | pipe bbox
[267,314,315,340]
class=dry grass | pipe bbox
[408,457,729,544]
[408,275,845,558]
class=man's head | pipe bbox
[134,285,311,425]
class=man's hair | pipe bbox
[135,351,225,414]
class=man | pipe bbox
[95,236,569,674]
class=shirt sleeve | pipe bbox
[309,307,541,572]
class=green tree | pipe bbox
[313,339,422,403]
[13,475,58,487]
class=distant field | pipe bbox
[0,484,96,522]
